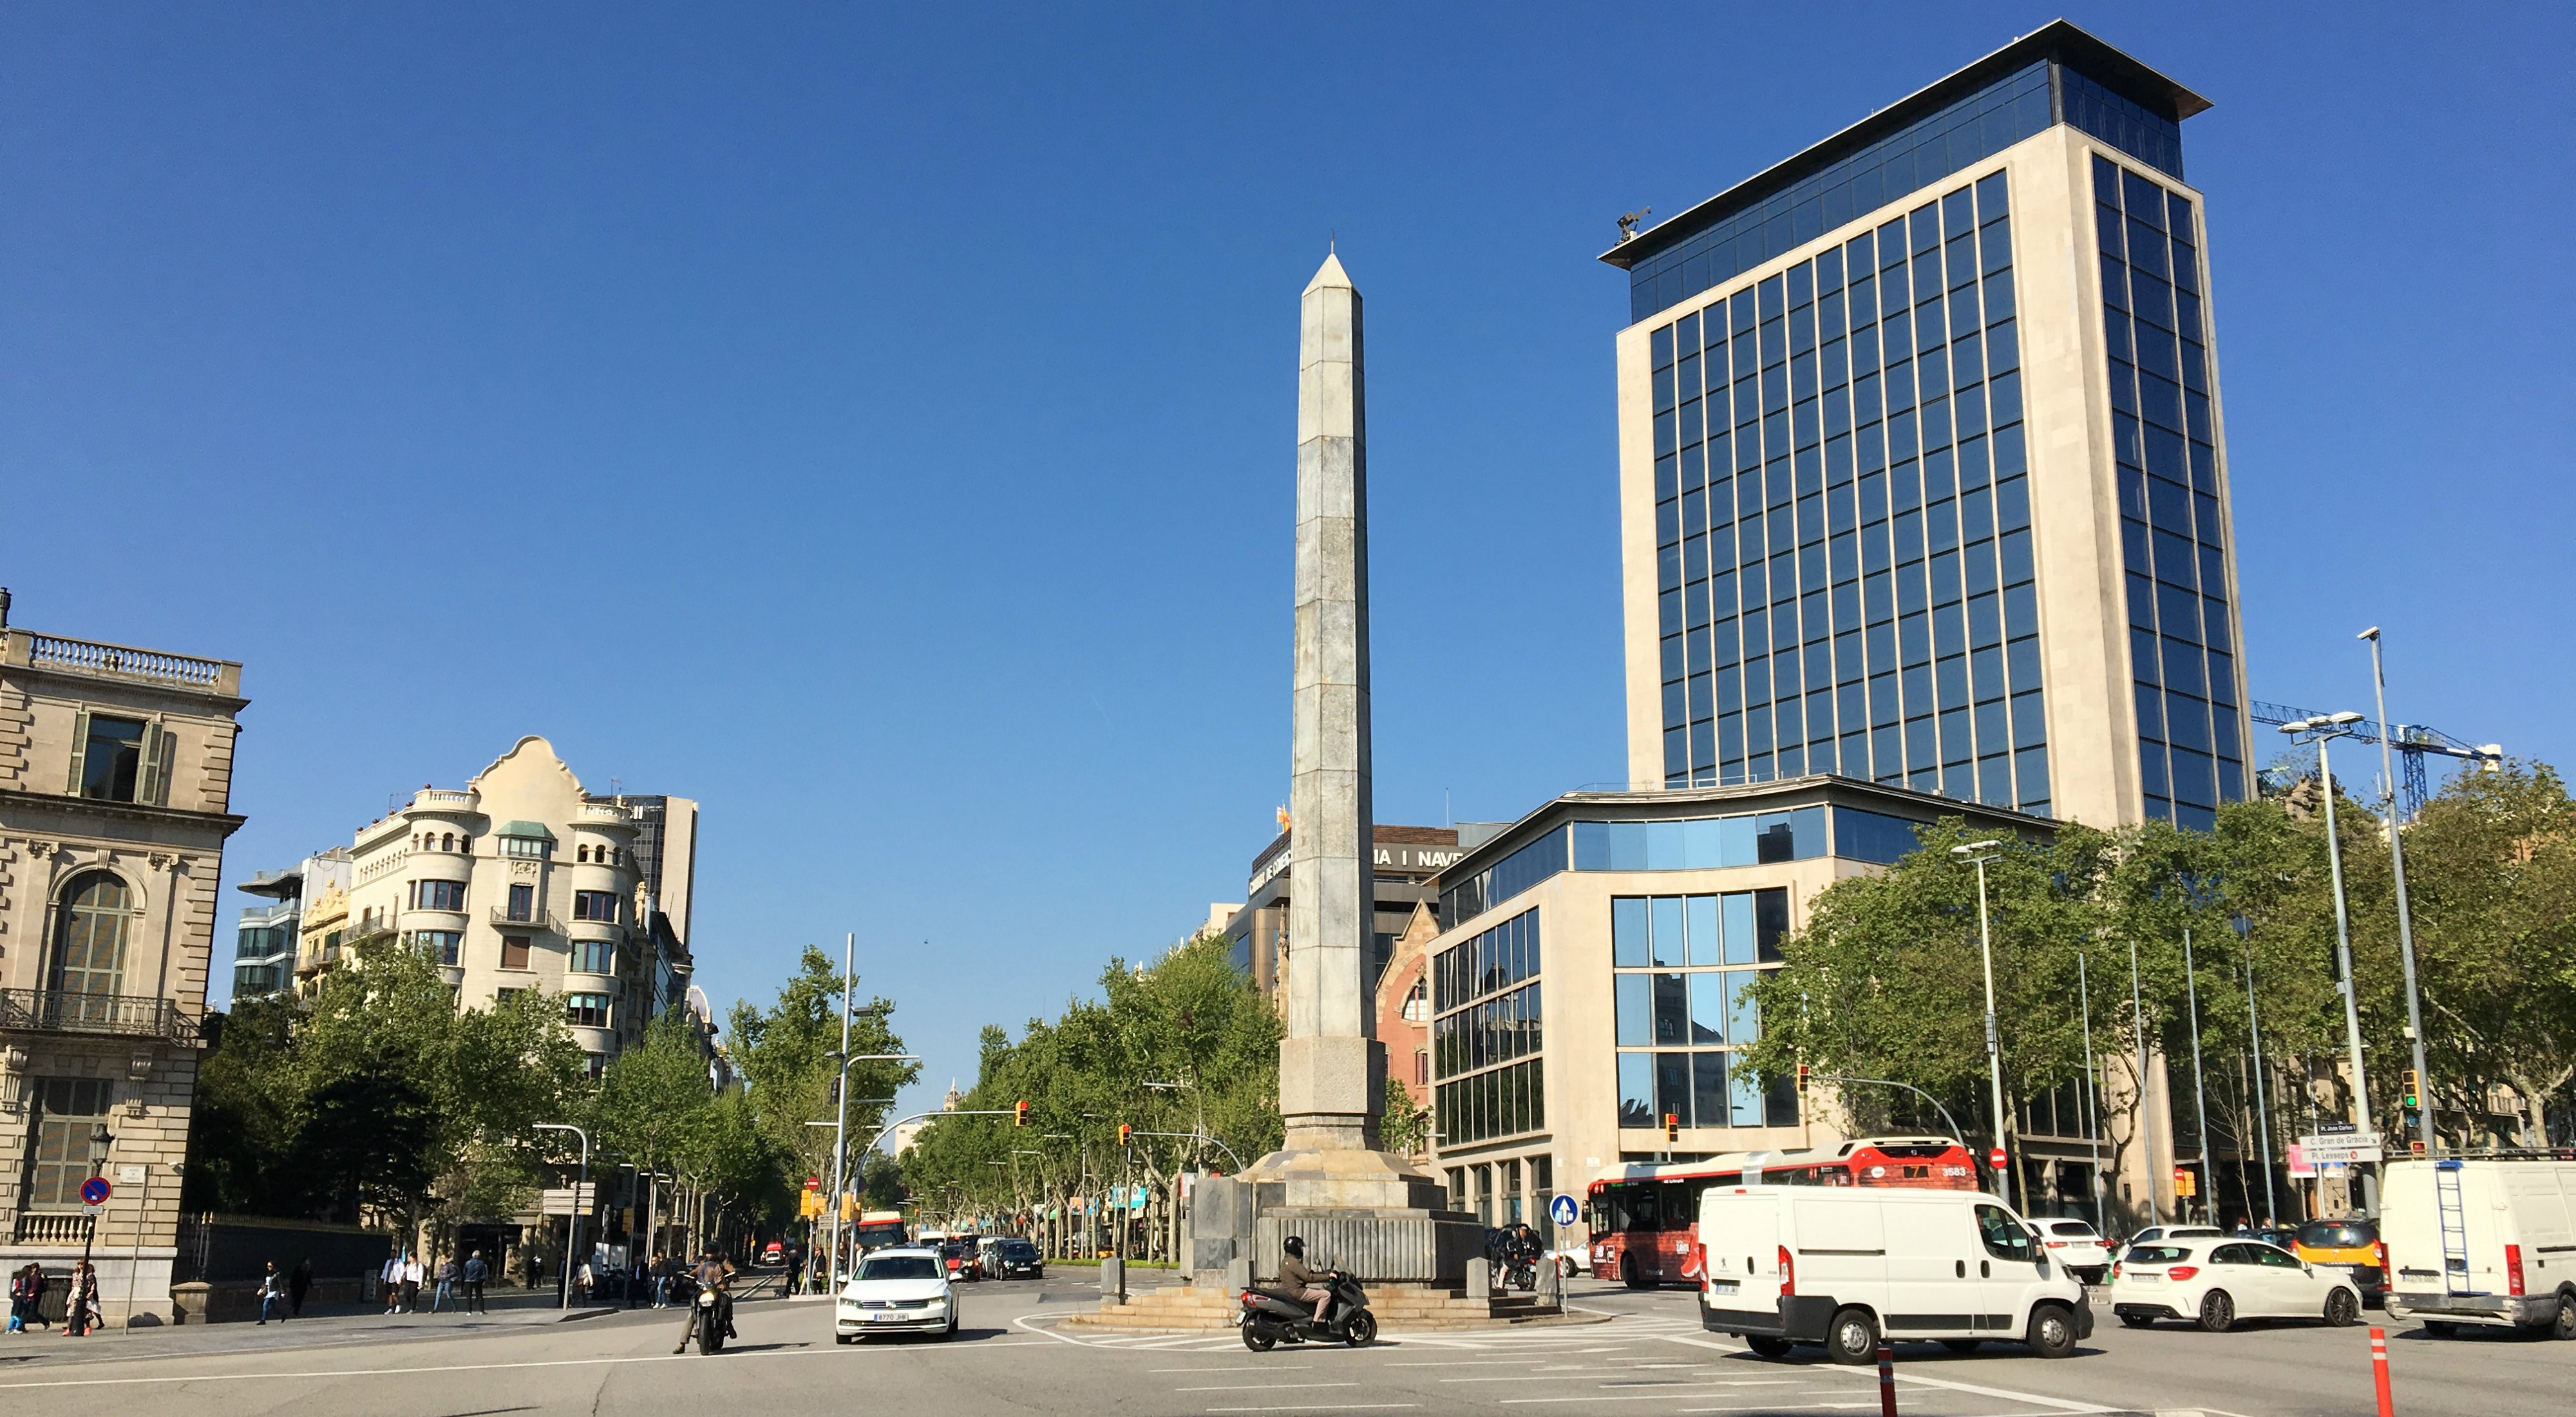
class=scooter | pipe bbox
[1239,1270,1377,1350]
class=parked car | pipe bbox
[1695,1184,2090,1362]
[2038,1219,2112,1284]
[835,1247,957,1344]
[2107,1238,2362,1331]
[2289,1218,2385,1308]
[981,1237,1043,1279]
[2382,1158,2576,1339]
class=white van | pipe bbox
[1696,1184,2090,1363]
[2382,1158,2576,1338]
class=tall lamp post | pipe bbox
[77,1122,112,1328]
[534,1123,589,1311]
[1951,840,2014,1207]
[2281,712,2378,1213]
[2360,627,2436,1159]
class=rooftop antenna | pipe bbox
[1616,209,1651,242]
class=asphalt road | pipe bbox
[0,1271,2564,1417]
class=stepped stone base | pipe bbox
[1057,1280,1586,1334]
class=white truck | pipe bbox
[1695,1184,2090,1362]
[2382,1157,2576,1339]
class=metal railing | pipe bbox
[2,629,239,694]
[0,989,194,1041]
[491,907,562,934]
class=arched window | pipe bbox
[577,845,590,863]
[442,833,455,852]
[52,871,135,998]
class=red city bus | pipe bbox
[1584,1137,1977,1287]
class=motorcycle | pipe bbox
[687,1286,731,1355]
[1238,1270,1377,1350]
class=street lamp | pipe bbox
[823,1060,915,1296]
[2282,711,2378,1210]
[75,1122,112,1323]
[533,1122,590,1311]
[2361,628,2436,1159]
[1949,839,2012,1204]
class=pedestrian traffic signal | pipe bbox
[2173,1168,2197,1198]
[1664,1113,1680,1145]
[1015,1099,1030,1128]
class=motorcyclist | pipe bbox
[671,1248,735,1353]
[1278,1235,1332,1327]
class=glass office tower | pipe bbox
[1606,20,2251,830]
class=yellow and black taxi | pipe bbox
[2291,1218,2385,1306]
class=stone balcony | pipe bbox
[0,628,240,696]
[491,906,562,935]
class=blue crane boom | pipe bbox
[2248,700,2501,821]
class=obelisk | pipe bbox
[1240,252,1467,1289]
[1280,248,1378,1152]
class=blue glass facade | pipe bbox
[2091,155,2248,829]
[1433,909,1544,1146]
[1611,888,1795,1130]
[1623,56,2190,325]
[1649,171,2051,816]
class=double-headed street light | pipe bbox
[2361,627,2436,1160]
[1950,839,2012,1206]
[2281,710,2378,1206]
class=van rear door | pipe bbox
[1700,1190,1783,1315]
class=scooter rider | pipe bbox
[1278,1235,1332,1326]
[671,1248,735,1353]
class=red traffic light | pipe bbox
[1118,1123,1132,1146]
[1014,1099,1029,1128]
[1988,1147,2008,1170]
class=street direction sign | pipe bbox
[79,1176,111,1206]
[1549,1193,1578,1228]
[539,1183,597,1215]
[2301,1132,2383,1165]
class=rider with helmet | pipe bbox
[1278,1235,1332,1326]
[671,1248,735,1352]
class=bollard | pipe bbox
[2369,1327,2394,1417]
[1877,1342,1898,1417]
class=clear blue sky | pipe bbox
[5,3,2568,1118]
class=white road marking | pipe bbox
[1203,1406,1420,1414]
[1180,1391,1360,1402]
[1153,1365,1318,1373]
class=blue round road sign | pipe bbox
[80,1177,111,1206]
[1548,1193,1578,1228]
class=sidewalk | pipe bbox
[5,1289,672,1367]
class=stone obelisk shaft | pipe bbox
[1282,251,1378,1151]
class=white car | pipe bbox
[1546,1246,1592,1279]
[2038,1219,2112,1284]
[2111,1224,2222,1262]
[2108,1237,2362,1331]
[835,1246,958,1343]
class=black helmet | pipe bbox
[1282,1235,1305,1259]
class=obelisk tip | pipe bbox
[1305,249,1356,295]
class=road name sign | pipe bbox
[2301,1132,2384,1165]
[539,1183,598,1215]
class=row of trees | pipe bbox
[899,932,1285,1260]
[1741,762,2576,1200]
[185,940,920,1264]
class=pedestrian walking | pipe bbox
[63,1262,99,1336]
[257,1262,287,1325]
[433,1255,458,1313]
[652,1253,670,1308]
[401,1254,424,1312]
[381,1255,403,1315]
[574,1257,594,1307]
[460,1249,488,1314]
[289,1257,312,1317]
[6,1263,41,1333]
[628,1257,647,1309]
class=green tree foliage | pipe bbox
[903,932,1281,1237]
[724,944,917,1208]
[1380,1076,1430,1157]
[182,939,588,1232]
[1745,761,2576,1166]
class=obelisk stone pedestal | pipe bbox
[1242,251,1478,1289]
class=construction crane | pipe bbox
[2249,700,2502,821]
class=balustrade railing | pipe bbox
[3,629,238,693]
[0,988,192,1041]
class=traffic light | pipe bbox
[2401,1069,2422,1115]
[1664,1112,1680,1145]
[1015,1099,1029,1128]
[1795,1063,1810,1094]
[1118,1123,1133,1148]
[840,1192,858,1222]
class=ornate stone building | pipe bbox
[307,736,696,1074]
[0,618,245,1324]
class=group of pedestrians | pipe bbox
[255,1259,313,1323]
[3,1261,100,1336]
[377,1250,489,1315]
